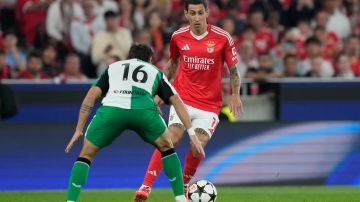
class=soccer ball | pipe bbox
[188,180,217,202]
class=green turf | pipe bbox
[0,186,359,202]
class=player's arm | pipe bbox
[65,70,109,153]
[163,58,179,80]
[229,65,243,117]
[156,74,205,157]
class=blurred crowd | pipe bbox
[0,0,359,84]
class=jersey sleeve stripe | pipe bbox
[173,28,190,36]
[211,27,234,46]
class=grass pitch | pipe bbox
[0,186,359,202]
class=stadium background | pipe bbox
[1,80,360,191]
[0,0,360,195]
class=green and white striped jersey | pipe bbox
[93,59,176,110]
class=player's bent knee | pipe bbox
[79,139,100,161]
[154,132,174,152]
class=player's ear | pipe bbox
[149,56,153,63]
[205,8,209,18]
[184,10,189,19]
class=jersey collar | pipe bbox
[190,24,209,40]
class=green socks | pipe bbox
[161,149,185,197]
[66,157,91,202]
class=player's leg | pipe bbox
[136,106,185,190]
[67,106,126,202]
[66,139,100,202]
[132,109,186,202]
[183,107,219,186]
[153,130,187,202]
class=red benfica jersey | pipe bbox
[170,24,238,114]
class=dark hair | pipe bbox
[185,0,208,11]
[305,36,322,46]
[104,10,118,19]
[284,54,297,62]
[27,51,42,61]
[128,43,153,62]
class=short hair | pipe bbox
[27,51,42,61]
[305,36,322,46]
[185,0,208,11]
[104,10,118,19]
[284,54,297,62]
[128,43,153,62]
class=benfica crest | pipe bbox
[206,40,215,53]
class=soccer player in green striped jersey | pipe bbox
[64,44,205,202]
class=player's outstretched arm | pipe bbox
[65,86,102,153]
[229,66,244,117]
[170,95,205,157]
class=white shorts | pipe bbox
[168,104,219,138]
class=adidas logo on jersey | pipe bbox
[181,44,190,51]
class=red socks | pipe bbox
[142,149,163,187]
[142,149,204,186]
[183,150,203,185]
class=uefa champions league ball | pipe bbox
[188,180,217,202]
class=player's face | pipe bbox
[184,4,209,34]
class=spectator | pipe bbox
[3,31,26,75]
[94,0,118,17]
[20,51,49,80]
[313,25,341,60]
[132,0,157,30]
[305,55,328,78]
[291,19,312,59]
[46,0,83,51]
[219,17,238,42]
[117,0,134,31]
[282,54,300,77]
[71,0,104,78]
[146,10,165,63]
[246,52,280,81]
[267,9,284,42]
[300,37,334,77]
[0,0,17,36]
[271,37,297,74]
[0,50,12,79]
[286,0,320,27]
[344,35,360,76]
[0,31,4,51]
[15,0,50,48]
[335,52,355,78]
[55,54,87,82]
[91,10,133,70]
[134,28,152,47]
[322,0,351,39]
[237,39,258,78]
[155,43,170,71]
[248,9,275,54]
[41,44,61,77]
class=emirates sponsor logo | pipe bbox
[183,55,215,71]
[183,56,215,64]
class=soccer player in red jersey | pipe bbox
[133,0,243,201]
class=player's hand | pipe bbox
[230,93,243,117]
[65,130,83,153]
[154,95,164,115]
[189,135,206,158]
